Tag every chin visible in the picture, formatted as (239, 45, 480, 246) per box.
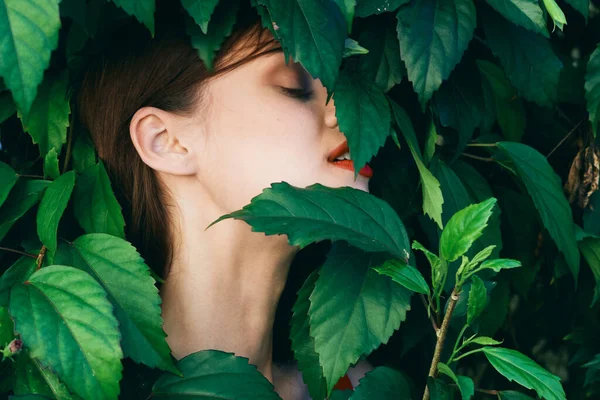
(352, 176, 370, 193)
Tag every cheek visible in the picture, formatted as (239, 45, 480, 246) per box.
(198, 92, 324, 212)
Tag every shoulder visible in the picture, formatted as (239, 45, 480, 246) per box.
(272, 359, 373, 400)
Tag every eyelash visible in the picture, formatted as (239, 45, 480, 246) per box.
(280, 87, 315, 101)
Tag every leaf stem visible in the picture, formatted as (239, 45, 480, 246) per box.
(466, 143, 497, 148)
(422, 289, 460, 400)
(461, 153, 495, 162)
(0, 246, 36, 259)
(16, 174, 49, 180)
(62, 113, 75, 174)
(546, 119, 583, 159)
(448, 384, 498, 396)
(447, 324, 469, 364)
(450, 347, 485, 363)
(420, 294, 439, 332)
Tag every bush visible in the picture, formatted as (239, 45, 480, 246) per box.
(0, 0, 599, 399)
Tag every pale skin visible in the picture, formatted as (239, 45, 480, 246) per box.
(129, 43, 371, 399)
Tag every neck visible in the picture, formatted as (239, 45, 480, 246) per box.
(159, 181, 298, 382)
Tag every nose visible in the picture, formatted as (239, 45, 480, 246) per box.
(324, 97, 338, 129)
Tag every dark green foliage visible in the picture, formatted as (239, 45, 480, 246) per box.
(0, 0, 598, 399)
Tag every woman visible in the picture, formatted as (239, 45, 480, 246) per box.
(76, 5, 371, 398)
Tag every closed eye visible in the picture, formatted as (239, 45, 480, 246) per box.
(280, 86, 315, 101)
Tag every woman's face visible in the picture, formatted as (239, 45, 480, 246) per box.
(184, 47, 371, 213)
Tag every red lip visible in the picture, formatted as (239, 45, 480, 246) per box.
(327, 140, 373, 178)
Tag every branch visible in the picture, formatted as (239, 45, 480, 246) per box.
(0, 246, 36, 259)
(422, 289, 460, 400)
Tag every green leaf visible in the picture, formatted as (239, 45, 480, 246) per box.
(396, 0, 476, 107)
(582, 354, 600, 387)
(483, 9, 563, 107)
(14, 351, 72, 400)
(484, 0, 548, 37)
(584, 193, 600, 236)
(496, 142, 580, 280)
(0, 257, 36, 307)
(36, 171, 75, 255)
(181, 0, 220, 34)
(110, 0, 155, 35)
(541, 0, 567, 31)
(257, 0, 346, 94)
(9, 265, 123, 400)
(579, 236, 600, 283)
(498, 391, 536, 400)
(564, 0, 588, 21)
(19, 72, 70, 157)
(72, 132, 96, 174)
(437, 363, 474, 400)
(54, 233, 177, 375)
(476, 60, 525, 142)
(373, 258, 430, 294)
(469, 336, 503, 346)
(333, 0, 356, 32)
(357, 23, 405, 92)
(0, 305, 14, 349)
(334, 64, 391, 177)
(331, 390, 353, 400)
(309, 243, 412, 394)
(467, 275, 486, 324)
(433, 63, 485, 160)
(482, 347, 566, 400)
(0, 179, 51, 242)
(0, 91, 17, 123)
(73, 162, 126, 239)
(439, 198, 497, 263)
(355, 0, 409, 17)
(0, 0, 61, 116)
(290, 271, 326, 400)
(389, 100, 443, 228)
(427, 377, 451, 400)
(151, 350, 281, 399)
(43, 149, 60, 180)
(412, 240, 445, 295)
(0, 161, 18, 208)
(585, 45, 600, 137)
(452, 161, 503, 260)
(431, 158, 471, 227)
(343, 38, 368, 57)
(349, 366, 411, 399)
(207, 182, 411, 262)
(477, 258, 522, 273)
(185, 0, 240, 72)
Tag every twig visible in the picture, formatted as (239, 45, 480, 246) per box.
(476, 388, 499, 396)
(546, 120, 583, 159)
(422, 289, 460, 400)
(36, 246, 47, 270)
(461, 153, 495, 162)
(0, 246, 36, 259)
(420, 294, 439, 332)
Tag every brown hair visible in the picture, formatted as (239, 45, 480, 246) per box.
(75, 5, 281, 279)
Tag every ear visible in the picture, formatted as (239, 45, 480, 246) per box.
(129, 107, 198, 175)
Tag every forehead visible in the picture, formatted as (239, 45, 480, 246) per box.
(213, 24, 284, 72)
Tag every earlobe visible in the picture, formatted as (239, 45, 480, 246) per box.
(129, 107, 197, 175)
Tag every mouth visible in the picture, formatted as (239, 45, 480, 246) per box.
(327, 140, 373, 178)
